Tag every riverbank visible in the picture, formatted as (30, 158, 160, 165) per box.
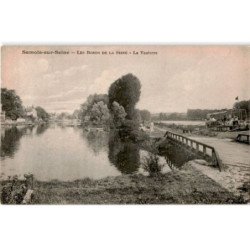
(1, 161, 245, 204)
(1, 121, 47, 128)
(28, 166, 247, 204)
(191, 159, 250, 202)
(151, 125, 250, 202)
(153, 122, 249, 140)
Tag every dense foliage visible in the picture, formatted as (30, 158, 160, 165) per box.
(1, 88, 24, 120)
(35, 106, 50, 122)
(140, 109, 151, 124)
(187, 109, 227, 120)
(90, 101, 110, 125)
(111, 101, 127, 127)
(79, 74, 142, 132)
(108, 73, 141, 119)
(233, 100, 250, 118)
(79, 94, 109, 124)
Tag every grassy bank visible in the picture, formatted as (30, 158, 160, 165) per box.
(1, 164, 244, 204)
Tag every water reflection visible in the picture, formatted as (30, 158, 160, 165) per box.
(1, 125, 50, 159)
(82, 130, 109, 155)
(0, 125, 121, 181)
(36, 123, 50, 136)
(1, 126, 27, 158)
(108, 132, 140, 174)
(1, 125, 191, 181)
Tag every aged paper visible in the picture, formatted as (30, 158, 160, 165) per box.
(1, 45, 250, 204)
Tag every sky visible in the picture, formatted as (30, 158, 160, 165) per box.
(1, 45, 250, 114)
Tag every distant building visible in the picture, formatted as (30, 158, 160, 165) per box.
(25, 106, 38, 121)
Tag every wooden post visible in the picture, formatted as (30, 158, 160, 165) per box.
(203, 145, 206, 155)
(212, 149, 223, 171)
(196, 142, 199, 152)
(22, 174, 34, 204)
(24, 174, 34, 189)
(22, 190, 34, 204)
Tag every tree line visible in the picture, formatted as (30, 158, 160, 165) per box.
(1, 88, 49, 122)
(187, 100, 250, 120)
(75, 73, 151, 129)
(233, 100, 250, 118)
(152, 100, 250, 121)
(155, 112, 187, 121)
(187, 109, 227, 120)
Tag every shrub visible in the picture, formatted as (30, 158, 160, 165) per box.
(142, 153, 164, 176)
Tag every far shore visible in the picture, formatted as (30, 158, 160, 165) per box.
(152, 121, 250, 140)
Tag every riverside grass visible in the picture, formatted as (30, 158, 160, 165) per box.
(1, 162, 243, 205)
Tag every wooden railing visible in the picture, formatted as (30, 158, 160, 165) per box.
(236, 133, 250, 144)
(164, 131, 223, 171)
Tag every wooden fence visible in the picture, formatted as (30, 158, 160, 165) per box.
(164, 131, 223, 171)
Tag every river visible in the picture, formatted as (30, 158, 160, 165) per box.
(0, 124, 189, 181)
(160, 120, 205, 126)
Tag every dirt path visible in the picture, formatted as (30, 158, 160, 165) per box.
(189, 136, 250, 167)
(188, 136, 250, 201)
(153, 125, 250, 201)
(153, 124, 250, 168)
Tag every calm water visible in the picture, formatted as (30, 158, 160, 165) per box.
(160, 120, 205, 126)
(0, 124, 189, 181)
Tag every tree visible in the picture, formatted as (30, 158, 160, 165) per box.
(111, 101, 127, 127)
(35, 106, 49, 121)
(90, 101, 110, 125)
(72, 109, 80, 119)
(108, 73, 141, 119)
(1, 88, 24, 120)
(233, 100, 250, 118)
(139, 109, 151, 124)
(187, 109, 226, 120)
(80, 94, 108, 122)
(159, 113, 165, 121)
(57, 112, 70, 120)
(133, 109, 142, 125)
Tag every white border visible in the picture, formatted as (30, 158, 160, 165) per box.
(1, 1, 250, 250)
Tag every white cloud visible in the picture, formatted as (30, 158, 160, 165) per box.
(87, 68, 128, 95)
(3, 46, 250, 114)
(63, 65, 88, 77)
(43, 64, 88, 80)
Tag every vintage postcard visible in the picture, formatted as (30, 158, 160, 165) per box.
(0, 45, 249, 204)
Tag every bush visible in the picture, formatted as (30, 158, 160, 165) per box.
(0, 174, 34, 204)
(1, 177, 26, 204)
(142, 153, 164, 176)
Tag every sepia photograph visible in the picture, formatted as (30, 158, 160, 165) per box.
(0, 45, 250, 205)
